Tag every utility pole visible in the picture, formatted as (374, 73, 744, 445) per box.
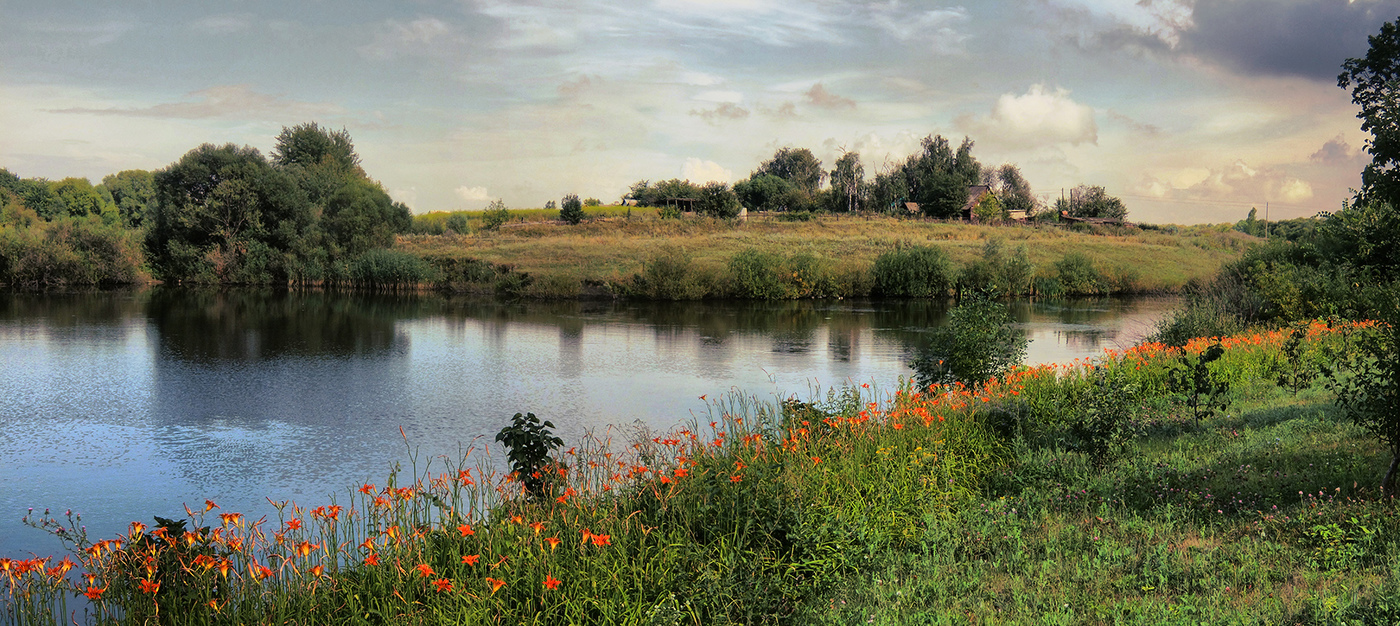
(1265, 201, 1269, 239)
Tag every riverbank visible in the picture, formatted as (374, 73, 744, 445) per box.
(6, 320, 1395, 625)
(398, 213, 1254, 299)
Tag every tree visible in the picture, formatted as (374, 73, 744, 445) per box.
(1341, 18, 1400, 207)
(102, 170, 157, 228)
(912, 296, 1028, 388)
(322, 178, 411, 256)
(271, 123, 362, 173)
(481, 199, 510, 231)
(48, 178, 107, 218)
(901, 135, 981, 219)
(1324, 287, 1400, 494)
(696, 182, 740, 219)
(994, 164, 1035, 217)
(734, 174, 797, 212)
(829, 151, 864, 213)
(1063, 185, 1127, 220)
(755, 147, 824, 195)
(149, 143, 312, 282)
(559, 194, 584, 224)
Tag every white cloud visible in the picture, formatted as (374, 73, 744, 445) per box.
(191, 14, 253, 35)
(456, 186, 491, 202)
(681, 158, 732, 183)
(360, 18, 455, 59)
(48, 85, 345, 121)
(869, 3, 971, 54)
(1134, 159, 1313, 204)
(958, 84, 1098, 147)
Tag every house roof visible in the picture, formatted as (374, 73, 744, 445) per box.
(962, 185, 993, 214)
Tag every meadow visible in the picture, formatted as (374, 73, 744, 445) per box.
(401, 209, 1253, 299)
(5, 319, 1396, 625)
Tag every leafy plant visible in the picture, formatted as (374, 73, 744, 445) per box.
(481, 199, 511, 231)
(1066, 372, 1136, 469)
(559, 194, 584, 225)
(1323, 290, 1400, 493)
(494, 412, 564, 501)
(1169, 342, 1231, 425)
(912, 296, 1027, 388)
(872, 243, 954, 297)
(1273, 322, 1320, 395)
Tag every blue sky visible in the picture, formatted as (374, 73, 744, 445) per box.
(1, 0, 1394, 223)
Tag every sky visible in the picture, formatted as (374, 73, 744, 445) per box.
(1, 0, 1396, 224)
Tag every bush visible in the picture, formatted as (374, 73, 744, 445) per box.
(1054, 252, 1102, 295)
(696, 182, 741, 219)
(583, 197, 601, 206)
(559, 194, 584, 225)
(912, 296, 1027, 387)
(958, 239, 1034, 296)
(634, 246, 711, 300)
(728, 248, 788, 299)
(445, 213, 469, 234)
(0, 219, 146, 287)
(872, 244, 954, 297)
(1148, 299, 1245, 347)
(481, 199, 511, 231)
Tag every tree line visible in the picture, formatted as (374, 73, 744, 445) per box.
(622, 135, 1127, 222)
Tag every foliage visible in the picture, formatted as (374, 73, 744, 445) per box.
(559, 194, 584, 225)
(1054, 252, 1102, 295)
(958, 239, 1034, 296)
(871, 244, 954, 297)
(583, 198, 601, 207)
(481, 199, 511, 231)
(444, 212, 469, 234)
(993, 164, 1036, 217)
(49, 178, 110, 220)
(0, 218, 147, 286)
(1066, 371, 1137, 469)
(912, 297, 1027, 388)
(1340, 17, 1400, 207)
(626, 179, 703, 208)
(102, 170, 156, 228)
(1273, 322, 1321, 396)
(495, 412, 565, 501)
(633, 246, 711, 300)
(1169, 342, 1231, 425)
(828, 151, 864, 213)
(901, 135, 981, 219)
(754, 147, 824, 195)
(695, 182, 740, 219)
(1148, 297, 1245, 347)
(348, 249, 437, 290)
(1058, 185, 1127, 220)
(971, 193, 1003, 224)
(734, 174, 804, 213)
(322, 178, 411, 257)
(1323, 292, 1400, 493)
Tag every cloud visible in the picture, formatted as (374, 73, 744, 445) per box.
(360, 18, 456, 59)
(681, 158, 732, 183)
(1182, 0, 1393, 81)
(25, 20, 135, 46)
(759, 102, 799, 119)
(191, 14, 253, 35)
(1310, 135, 1366, 166)
(649, 0, 843, 46)
(690, 102, 751, 124)
(1135, 159, 1314, 204)
(804, 83, 855, 110)
(868, 3, 971, 54)
(1106, 110, 1162, 137)
(47, 85, 345, 120)
(558, 75, 602, 97)
(957, 84, 1098, 147)
(456, 186, 491, 202)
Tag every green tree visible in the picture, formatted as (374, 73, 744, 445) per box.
(1340, 18, 1400, 207)
(481, 199, 510, 231)
(829, 151, 864, 213)
(271, 123, 362, 173)
(102, 170, 157, 228)
(322, 178, 411, 256)
(559, 194, 584, 224)
(734, 174, 797, 212)
(1324, 288, 1400, 494)
(49, 178, 106, 218)
(900, 135, 981, 219)
(755, 147, 824, 195)
(1063, 185, 1127, 220)
(148, 143, 312, 282)
(994, 164, 1035, 217)
(445, 212, 469, 234)
(912, 297, 1028, 387)
(696, 182, 740, 219)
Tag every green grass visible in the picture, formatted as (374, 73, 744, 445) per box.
(397, 214, 1254, 299)
(6, 321, 1394, 625)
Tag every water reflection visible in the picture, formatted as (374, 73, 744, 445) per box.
(1, 289, 1178, 561)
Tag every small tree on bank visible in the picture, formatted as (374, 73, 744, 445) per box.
(697, 182, 740, 219)
(559, 194, 584, 225)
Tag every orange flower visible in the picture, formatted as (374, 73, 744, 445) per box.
(358, 538, 375, 551)
(590, 533, 611, 547)
(545, 537, 560, 551)
(433, 578, 453, 593)
(310, 565, 325, 577)
(415, 563, 435, 578)
(461, 554, 480, 566)
(486, 577, 506, 594)
(139, 579, 160, 595)
(84, 586, 106, 600)
(529, 521, 545, 535)
(457, 524, 475, 537)
(217, 559, 231, 578)
(285, 518, 302, 531)
(359, 484, 376, 494)
(543, 573, 561, 590)
(730, 474, 743, 483)
(511, 515, 524, 525)
(204, 499, 219, 512)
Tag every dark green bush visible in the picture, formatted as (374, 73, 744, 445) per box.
(634, 246, 711, 300)
(728, 248, 789, 299)
(912, 297, 1027, 387)
(1054, 252, 1102, 295)
(0, 218, 145, 287)
(872, 244, 954, 297)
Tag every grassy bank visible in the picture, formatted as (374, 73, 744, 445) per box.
(399, 213, 1253, 299)
(6, 320, 1397, 625)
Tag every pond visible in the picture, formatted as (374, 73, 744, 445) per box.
(0, 289, 1178, 558)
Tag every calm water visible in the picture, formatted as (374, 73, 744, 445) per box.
(0, 289, 1177, 558)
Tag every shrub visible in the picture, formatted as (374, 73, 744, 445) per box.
(1148, 299, 1244, 347)
(583, 197, 601, 206)
(559, 194, 584, 225)
(912, 297, 1027, 387)
(958, 239, 1034, 296)
(0, 219, 145, 287)
(634, 246, 710, 300)
(696, 182, 740, 219)
(728, 248, 788, 299)
(872, 244, 954, 297)
(494, 412, 564, 502)
(480, 199, 510, 231)
(445, 213, 469, 234)
(1054, 252, 1101, 295)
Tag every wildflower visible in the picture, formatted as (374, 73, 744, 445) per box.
(204, 499, 219, 512)
(530, 521, 545, 535)
(590, 533, 612, 547)
(285, 518, 302, 531)
(511, 515, 524, 525)
(218, 559, 231, 578)
(674, 467, 689, 478)
(543, 573, 562, 590)
(730, 474, 743, 483)
(84, 586, 106, 600)
(545, 537, 560, 551)
(364, 553, 380, 566)
(487, 577, 506, 594)
(461, 554, 480, 566)
(359, 538, 375, 551)
(416, 563, 435, 578)
(359, 484, 376, 494)
(311, 564, 325, 577)
(433, 578, 453, 593)
(456, 523, 476, 537)
(139, 579, 160, 595)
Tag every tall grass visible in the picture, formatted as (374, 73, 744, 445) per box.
(6, 320, 1385, 625)
(0, 219, 147, 287)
